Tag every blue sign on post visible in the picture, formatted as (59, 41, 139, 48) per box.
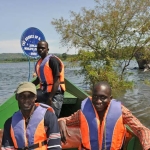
(20, 27, 46, 58)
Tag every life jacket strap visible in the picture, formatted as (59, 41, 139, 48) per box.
(17, 140, 47, 150)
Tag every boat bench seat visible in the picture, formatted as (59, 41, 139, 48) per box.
(63, 91, 78, 104)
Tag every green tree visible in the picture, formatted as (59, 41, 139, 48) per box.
(52, 0, 150, 88)
(62, 53, 67, 60)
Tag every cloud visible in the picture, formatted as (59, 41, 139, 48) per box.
(0, 39, 77, 54)
(0, 39, 21, 53)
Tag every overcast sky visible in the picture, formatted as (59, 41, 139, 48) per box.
(0, 0, 96, 54)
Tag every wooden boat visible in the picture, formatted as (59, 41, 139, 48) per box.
(0, 78, 142, 150)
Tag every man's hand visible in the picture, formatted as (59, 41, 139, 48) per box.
(49, 97, 52, 106)
(46, 97, 52, 106)
(58, 120, 70, 144)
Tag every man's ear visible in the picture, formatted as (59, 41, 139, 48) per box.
(32, 94, 37, 103)
(15, 94, 18, 101)
(110, 95, 113, 99)
(34, 95, 37, 101)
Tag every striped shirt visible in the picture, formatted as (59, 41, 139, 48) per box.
(2, 108, 61, 150)
(61, 105, 150, 150)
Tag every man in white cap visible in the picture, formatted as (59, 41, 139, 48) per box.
(1, 82, 61, 150)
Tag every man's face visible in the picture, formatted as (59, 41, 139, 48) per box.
(37, 41, 48, 58)
(92, 85, 112, 112)
(16, 91, 36, 111)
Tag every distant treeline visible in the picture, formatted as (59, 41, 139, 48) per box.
(0, 53, 76, 62)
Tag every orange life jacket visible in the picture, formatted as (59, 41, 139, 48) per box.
(80, 98, 126, 150)
(10, 103, 54, 150)
(35, 54, 66, 92)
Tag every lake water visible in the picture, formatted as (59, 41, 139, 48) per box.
(0, 61, 150, 128)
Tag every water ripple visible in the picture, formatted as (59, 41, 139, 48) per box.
(1, 61, 150, 128)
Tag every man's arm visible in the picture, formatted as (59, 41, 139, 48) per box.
(44, 110, 61, 150)
(32, 77, 40, 86)
(122, 105, 150, 150)
(58, 110, 81, 145)
(47, 77, 60, 106)
(1, 118, 15, 150)
(0, 129, 3, 149)
(48, 57, 61, 105)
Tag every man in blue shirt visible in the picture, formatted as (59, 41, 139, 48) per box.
(2, 82, 61, 150)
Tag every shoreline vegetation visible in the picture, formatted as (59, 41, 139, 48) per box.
(1, 53, 150, 92)
(0, 53, 75, 63)
(1, 53, 149, 89)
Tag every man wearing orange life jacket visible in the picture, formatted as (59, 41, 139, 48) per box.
(1, 82, 61, 150)
(33, 40, 66, 118)
(59, 81, 150, 150)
